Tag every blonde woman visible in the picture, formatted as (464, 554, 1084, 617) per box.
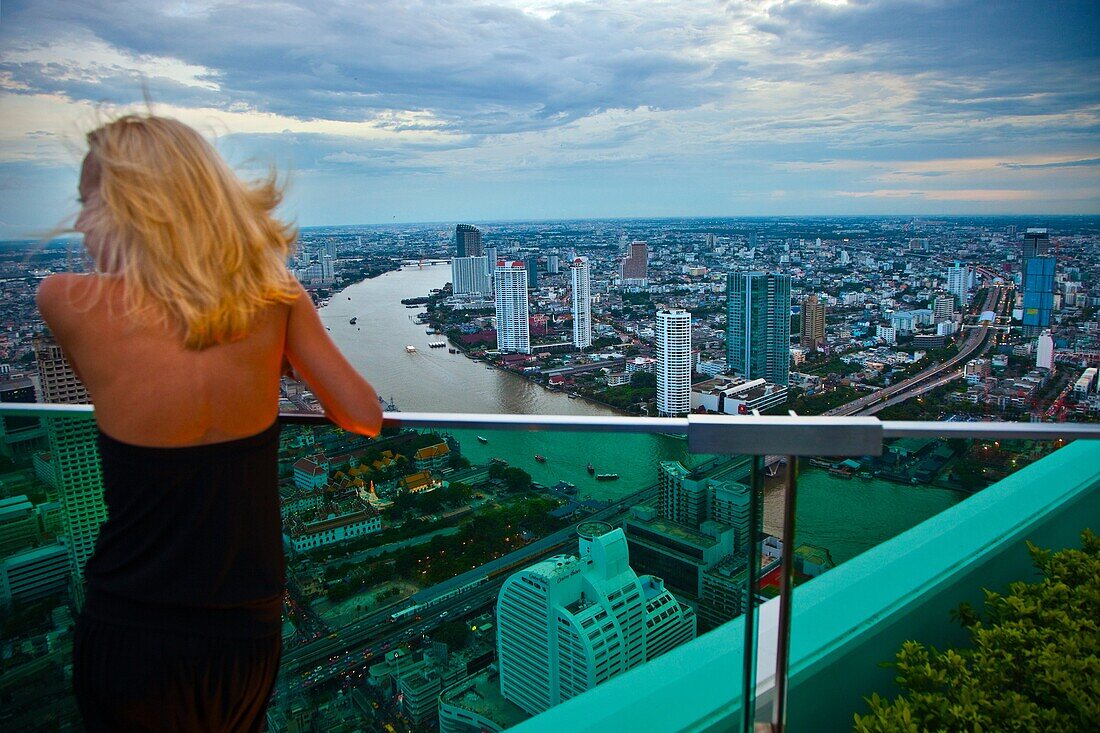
(37, 114, 383, 731)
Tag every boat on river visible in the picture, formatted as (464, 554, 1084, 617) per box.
(477, 436, 489, 444)
(349, 317, 357, 325)
(535, 455, 547, 463)
(596, 473, 619, 481)
(587, 463, 595, 474)
(405, 345, 417, 353)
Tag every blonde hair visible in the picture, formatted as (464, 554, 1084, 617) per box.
(81, 114, 299, 349)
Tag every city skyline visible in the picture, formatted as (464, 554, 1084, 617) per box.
(0, 1, 1098, 239)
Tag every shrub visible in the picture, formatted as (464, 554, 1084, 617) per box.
(854, 530, 1099, 732)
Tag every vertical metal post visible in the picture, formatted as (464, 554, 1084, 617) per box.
(740, 455, 763, 733)
(773, 456, 799, 733)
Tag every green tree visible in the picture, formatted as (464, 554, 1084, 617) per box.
(854, 530, 1100, 732)
(630, 371, 657, 388)
(502, 467, 532, 493)
(432, 620, 471, 651)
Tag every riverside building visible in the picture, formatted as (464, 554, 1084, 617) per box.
(455, 224, 483, 257)
(656, 309, 692, 417)
(494, 261, 531, 354)
(496, 522, 696, 717)
(726, 272, 791, 387)
(452, 256, 491, 297)
(570, 257, 592, 349)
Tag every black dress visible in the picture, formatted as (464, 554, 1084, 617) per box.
(73, 421, 285, 732)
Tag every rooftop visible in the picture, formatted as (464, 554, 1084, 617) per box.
(440, 669, 530, 729)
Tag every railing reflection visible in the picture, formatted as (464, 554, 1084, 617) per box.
(0, 403, 1097, 732)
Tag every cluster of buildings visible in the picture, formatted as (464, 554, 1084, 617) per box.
(434, 219, 1099, 424)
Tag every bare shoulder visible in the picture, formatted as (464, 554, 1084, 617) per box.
(36, 273, 109, 331)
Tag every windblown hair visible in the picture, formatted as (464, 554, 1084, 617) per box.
(82, 114, 299, 349)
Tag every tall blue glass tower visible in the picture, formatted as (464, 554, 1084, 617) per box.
(1022, 255, 1055, 336)
(726, 272, 791, 386)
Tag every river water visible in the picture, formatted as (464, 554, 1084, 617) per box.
(322, 264, 962, 565)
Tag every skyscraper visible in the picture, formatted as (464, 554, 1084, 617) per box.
(570, 257, 591, 349)
(656, 309, 691, 417)
(494, 261, 530, 354)
(496, 523, 695, 716)
(547, 253, 559, 275)
(455, 224, 483, 257)
(1022, 228, 1050, 259)
(34, 337, 104, 610)
(525, 255, 539, 289)
(484, 245, 497, 277)
(451, 256, 491, 296)
(946, 261, 968, 306)
(726, 272, 791, 387)
(800, 294, 826, 351)
(933, 293, 956, 324)
(621, 241, 648, 286)
(1022, 256, 1056, 336)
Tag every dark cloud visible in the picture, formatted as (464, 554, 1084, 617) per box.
(756, 0, 1100, 119)
(1, 1, 725, 134)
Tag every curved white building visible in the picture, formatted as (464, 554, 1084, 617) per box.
(496, 523, 695, 716)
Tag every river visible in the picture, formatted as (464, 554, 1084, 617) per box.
(322, 264, 962, 565)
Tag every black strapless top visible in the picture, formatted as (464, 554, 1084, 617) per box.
(82, 422, 285, 638)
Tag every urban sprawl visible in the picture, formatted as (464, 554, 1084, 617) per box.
(1, 215, 1098, 731)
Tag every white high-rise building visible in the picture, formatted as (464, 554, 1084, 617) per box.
(496, 523, 695, 716)
(570, 257, 591, 349)
(657, 309, 692, 417)
(946, 262, 968, 305)
(494, 261, 530, 354)
(452, 256, 490, 296)
(1036, 330, 1054, 370)
(547, 253, 560, 274)
(320, 254, 335, 283)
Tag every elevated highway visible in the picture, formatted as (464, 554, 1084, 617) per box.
(826, 286, 1005, 417)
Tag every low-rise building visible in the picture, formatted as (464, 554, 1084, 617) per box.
(0, 540, 69, 609)
(292, 455, 329, 492)
(286, 500, 381, 553)
(690, 375, 788, 415)
(413, 442, 451, 472)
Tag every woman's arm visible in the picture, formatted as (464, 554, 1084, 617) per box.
(284, 282, 384, 437)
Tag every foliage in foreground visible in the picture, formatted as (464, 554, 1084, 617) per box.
(854, 530, 1100, 732)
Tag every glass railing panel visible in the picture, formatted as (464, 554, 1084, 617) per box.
(3, 405, 1095, 733)
(272, 417, 744, 733)
(781, 434, 1083, 733)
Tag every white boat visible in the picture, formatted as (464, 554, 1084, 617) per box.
(405, 345, 417, 353)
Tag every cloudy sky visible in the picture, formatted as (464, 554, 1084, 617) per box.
(1, 0, 1097, 236)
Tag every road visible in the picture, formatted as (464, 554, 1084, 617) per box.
(826, 285, 1006, 417)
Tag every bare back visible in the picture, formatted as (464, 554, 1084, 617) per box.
(38, 273, 287, 446)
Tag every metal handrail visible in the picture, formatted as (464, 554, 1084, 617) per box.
(4, 404, 1098, 444)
